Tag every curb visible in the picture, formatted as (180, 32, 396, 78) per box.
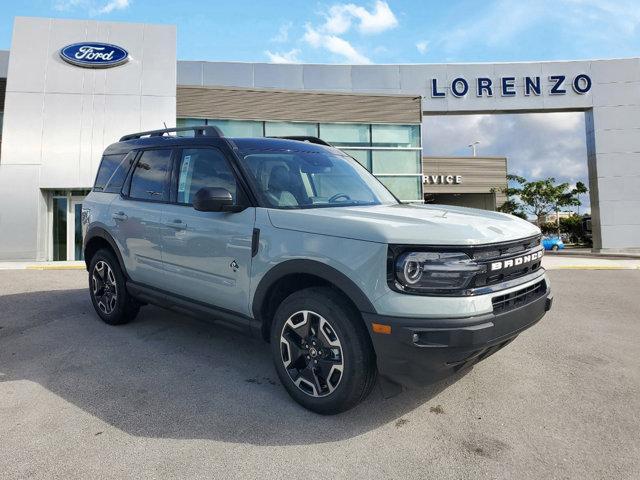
(548, 251, 640, 260)
(547, 266, 640, 270)
(25, 265, 85, 271)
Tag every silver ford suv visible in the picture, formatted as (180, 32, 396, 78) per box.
(83, 126, 552, 414)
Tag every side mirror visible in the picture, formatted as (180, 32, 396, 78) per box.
(193, 187, 241, 212)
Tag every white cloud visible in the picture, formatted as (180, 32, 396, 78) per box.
(54, 0, 130, 15)
(271, 22, 292, 43)
(416, 40, 429, 54)
(303, 24, 371, 64)
(264, 48, 301, 63)
(265, 2, 396, 64)
(297, 1, 398, 63)
(323, 1, 398, 35)
(98, 0, 129, 14)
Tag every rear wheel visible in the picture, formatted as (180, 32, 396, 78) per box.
(88, 249, 140, 325)
(270, 287, 377, 414)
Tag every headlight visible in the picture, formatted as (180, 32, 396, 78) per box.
(394, 251, 486, 294)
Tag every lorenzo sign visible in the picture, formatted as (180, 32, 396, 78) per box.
(59, 42, 129, 68)
(430, 74, 592, 98)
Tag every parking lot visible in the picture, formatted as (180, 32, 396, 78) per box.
(0, 267, 638, 479)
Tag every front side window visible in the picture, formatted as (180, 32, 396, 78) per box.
(239, 148, 398, 209)
(176, 148, 237, 205)
(129, 149, 172, 202)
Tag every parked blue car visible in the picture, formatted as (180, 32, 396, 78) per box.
(542, 236, 565, 251)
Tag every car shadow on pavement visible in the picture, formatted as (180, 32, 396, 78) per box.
(0, 287, 468, 446)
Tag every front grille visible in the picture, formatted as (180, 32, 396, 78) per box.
(469, 235, 543, 288)
(492, 279, 547, 313)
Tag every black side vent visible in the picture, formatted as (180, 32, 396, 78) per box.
(492, 280, 547, 313)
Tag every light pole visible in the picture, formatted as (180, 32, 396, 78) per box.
(468, 141, 479, 157)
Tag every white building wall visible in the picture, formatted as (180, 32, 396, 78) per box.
(0, 17, 176, 260)
(177, 59, 640, 252)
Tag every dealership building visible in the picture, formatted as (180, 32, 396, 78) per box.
(0, 16, 639, 261)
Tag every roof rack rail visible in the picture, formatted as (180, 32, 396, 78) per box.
(269, 136, 333, 147)
(119, 125, 224, 142)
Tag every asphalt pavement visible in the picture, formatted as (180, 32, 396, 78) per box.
(0, 268, 638, 479)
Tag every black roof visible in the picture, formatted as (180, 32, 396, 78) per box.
(102, 134, 337, 156)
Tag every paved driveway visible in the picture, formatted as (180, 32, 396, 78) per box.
(0, 269, 638, 479)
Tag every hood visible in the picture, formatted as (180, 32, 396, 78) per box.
(267, 203, 540, 245)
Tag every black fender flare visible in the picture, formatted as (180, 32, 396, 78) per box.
(251, 259, 377, 320)
(84, 226, 127, 275)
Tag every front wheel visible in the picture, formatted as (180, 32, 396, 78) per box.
(270, 287, 377, 414)
(88, 249, 140, 325)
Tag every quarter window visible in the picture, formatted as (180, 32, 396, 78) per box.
(129, 149, 173, 202)
(177, 148, 237, 205)
(94, 154, 125, 191)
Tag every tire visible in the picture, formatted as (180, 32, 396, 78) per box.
(552, 245, 559, 251)
(88, 248, 140, 325)
(270, 287, 377, 415)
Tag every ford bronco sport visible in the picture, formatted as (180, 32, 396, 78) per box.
(83, 126, 552, 414)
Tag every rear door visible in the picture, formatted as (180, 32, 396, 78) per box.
(159, 146, 256, 316)
(109, 148, 173, 287)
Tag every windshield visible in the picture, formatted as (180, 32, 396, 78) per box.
(238, 148, 398, 209)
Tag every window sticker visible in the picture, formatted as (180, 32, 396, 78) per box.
(178, 155, 191, 193)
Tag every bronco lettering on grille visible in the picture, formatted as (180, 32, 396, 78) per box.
(490, 250, 543, 271)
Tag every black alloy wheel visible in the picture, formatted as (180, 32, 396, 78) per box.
(88, 248, 140, 325)
(280, 310, 345, 397)
(92, 260, 118, 315)
(271, 287, 377, 414)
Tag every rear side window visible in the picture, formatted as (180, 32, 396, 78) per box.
(128, 149, 173, 202)
(94, 154, 125, 192)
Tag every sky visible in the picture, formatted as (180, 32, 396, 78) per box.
(1, 0, 639, 213)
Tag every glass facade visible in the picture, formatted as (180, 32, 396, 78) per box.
(377, 176, 423, 201)
(371, 150, 421, 174)
(265, 121, 317, 137)
(177, 118, 422, 201)
(319, 123, 370, 146)
(371, 124, 420, 147)
(341, 149, 371, 170)
(209, 119, 263, 137)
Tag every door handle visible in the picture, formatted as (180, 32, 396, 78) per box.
(166, 219, 187, 229)
(112, 211, 128, 221)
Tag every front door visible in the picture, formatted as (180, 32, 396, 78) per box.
(51, 193, 87, 261)
(160, 147, 255, 316)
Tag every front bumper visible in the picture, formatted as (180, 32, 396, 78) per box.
(363, 286, 552, 387)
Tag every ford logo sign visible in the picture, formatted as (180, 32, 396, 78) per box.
(59, 42, 129, 68)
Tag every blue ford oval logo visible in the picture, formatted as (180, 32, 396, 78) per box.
(59, 42, 129, 68)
